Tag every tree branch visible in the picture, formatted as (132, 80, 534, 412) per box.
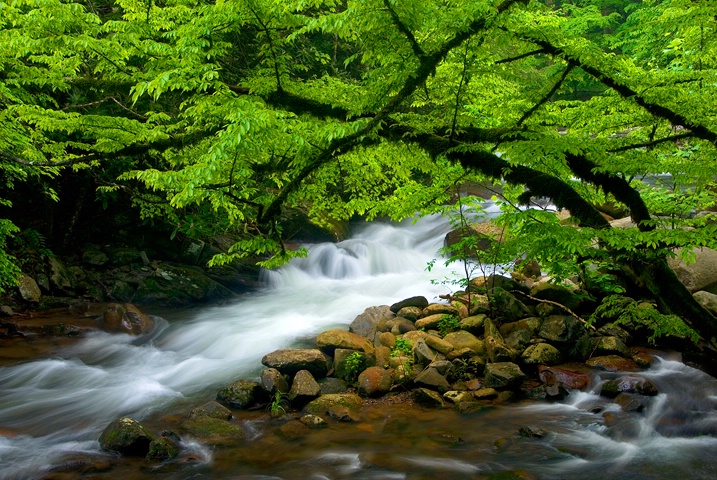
(607, 132, 693, 153)
(495, 48, 546, 64)
(382, 0, 425, 58)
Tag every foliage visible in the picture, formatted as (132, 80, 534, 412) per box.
(1, 0, 717, 341)
(343, 351, 364, 383)
(437, 314, 461, 337)
(390, 337, 413, 358)
(267, 391, 289, 418)
(590, 295, 699, 344)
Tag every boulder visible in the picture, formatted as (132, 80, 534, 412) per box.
(586, 355, 638, 372)
(261, 349, 329, 377)
(317, 329, 375, 354)
(443, 331, 485, 355)
(98, 417, 157, 456)
(443, 391, 475, 404)
(592, 336, 631, 358)
(17, 275, 41, 303)
(379, 331, 396, 348)
(412, 388, 445, 408)
(100, 303, 155, 335)
(396, 306, 423, 321)
(260, 368, 289, 394)
(385, 317, 417, 335)
(288, 370, 321, 404)
(299, 414, 327, 428)
(529, 282, 584, 311)
(487, 287, 531, 323)
(422, 303, 458, 317)
(537, 365, 591, 391)
(147, 436, 180, 461)
(216, 380, 267, 409)
(425, 335, 455, 354)
(459, 314, 488, 335)
(614, 393, 650, 412)
(537, 315, 586, 344)
(414, 313, 448, 331)
(357, 366, 393, 397)
(134, 263, 235, 305)
(303, 393, 363, 415)
(334, 348, 373, 382)
(693, 290, 717, 317)
(483, 362, 527, 389)
(188, 401, 232, 420)
(350, 305, 394, 339)
(317, 377, 349, 395)
(180, 417, 245, 445)
(48, 257, 74, 291)
(668, 247, 717, 292)
(600, 376, 659, 398)
(480, 274, 530, 294)
(521, 343, 562, 366)
(413, 338, 445, 366)
(485, 319, 517, 362)
(390, 296, 429, 313)
(414, 367, 451, 393)
(82, 246, 109, 266)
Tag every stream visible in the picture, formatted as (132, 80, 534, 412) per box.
(1, 210, 717, 479)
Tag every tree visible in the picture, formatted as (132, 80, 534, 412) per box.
(1, 0, 717, 344)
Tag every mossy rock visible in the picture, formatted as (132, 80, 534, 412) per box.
(146, 436, 180, 461)
(303, 393, 363, 415)
(98, 417, 157, 456)
(180, 417, 245, 445)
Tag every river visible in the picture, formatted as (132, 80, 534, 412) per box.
(1, 210, 717, 479)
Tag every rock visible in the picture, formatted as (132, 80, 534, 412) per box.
(600, 376, 659, 397)
(487, 287, 531, 322)
(425, 335, 455, 354)
(390, 296, 429, 313)
(414, 367, 451, 393)
(299, 414, 327, 428)
(402, 330, 428, 344)
(216, 380, 267, 409)
(537, 365, 591, 391)
(396, 306, 422, 321)
(413, 338, 445, 366)
(334, 348, 372, 382)
(180, 417, 245, 445)
(134, 263, 235, 305)
(613, 393, 650, 412)
(455, 402, 489, 414)
(17, 275, 41, 302)
(276, 420, 309, 440)
(288, 370, 321, 404)
(422, 303, 458, 317)
(98, 417, 157, 456)
(596, 324, 632, 345)
(357, 366, 393, 397)
(459, 314, 488, 334)
(446, 347, 475, 361)
(529, 282, 584, 311)
(518, 426, 546, 438)
(592, 336, 631, 358)
(537, 315, 585, 344)
(693, 290, 717, 317)
(385, 317, 417, 335)
(48, 257, 74, 291)
(82, 246, 109, 266)
(303, 393, 363, 415)
(482, 274, 530, 294)
(473, 387, 500, 400)
(261, 349, 329, 377)
(328, 406, 360, 422)
(260, 368, 289, 394)
(586, 355, 638, 372)
(443, 391, 475, 404)
(668, 247, 717, 292)
(483, 362, 527, 389)
(499, 317, 541, 338)
(521, 343, 562, 365)
(444, 225, 496, 258)
(412, 388, 445, 408)
(414, 313, 448, 330)
(188, 401, 232, 420)
(429, 359, 452, 375)
(146, 436, 180, 461)
(379, 331, 396, 348)
(350, 305, 394, 339)
(443, 331, 485, 355)
(317, 329, 375, 354)
(317, 377, 349, 394)
(485, 319, 517, 362)
(100, 303, 155, 335)
(374, 345, 392, 368)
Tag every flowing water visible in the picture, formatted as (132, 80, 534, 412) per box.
(1, 210, 717, 479)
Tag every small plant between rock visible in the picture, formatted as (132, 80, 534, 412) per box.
(344, 351, 364, 384)
(267, 391, 289, 418)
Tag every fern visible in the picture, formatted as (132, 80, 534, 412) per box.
(590, 295, 700, 344)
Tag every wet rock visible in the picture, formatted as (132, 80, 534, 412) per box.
(328, 405, 360, 422)
(537, 365, 591, 391)
(334, 348, 372, 382)
(413, 338, 445, 365)
(188, 401, 232, 420)
(261, 348, 329, 377)
(44, 454, 114, 477)
(288, 370, 321, 404)
(385, 317, 417, 334)
(443, 391, 475, 404)
(100, 303, 154, 335)
(412, 387, 445, 408)
(518, 426, 547, 438)
(17, 275, 41, 303)
(300, 414, 327, 428)
(473, 387, 500, 400)
(379, 331, 396, 348)
(446, 347, 475, 361)
(529, 282, 584, 311)
(261, 368, 289, 394)
(429, 359, 452, 375)
(483, 274, 530, 294)
(483, 362, 527, 389)
(586, 355, 638, 372)
(98, 417, 157, 456)
(597, 324, 632, 345)
(499, 317, 541, 338)
(276, 420, 309, 440)
(134, 263, 235, 305)
(414, 367, 451, 393)
(216, 380, 267, 409)
(303, 393, 363, 415)
(147, 436, 180, 461)
(374, 345, 391, 368)
(668, 247, 717, 292)
(600, 375, 659, 397)
(487, 288, 532, 323)
(390, 296, 428, 313)
(521, 343, 562, 366)
(694, 290, 717, 317)
(349, 305, 394, 338)
(455, 402, 489, 414)
(537, 315, 585, 344)
(317, 328, 375, 354)
(402, 330, 428, 345)
(613, 392, 650, 412)
(357, 366, 393, 397)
